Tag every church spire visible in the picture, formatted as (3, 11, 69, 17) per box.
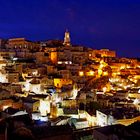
(63, 29, 71, 46)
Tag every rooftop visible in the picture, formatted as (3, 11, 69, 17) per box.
(99, 107, 140, 119)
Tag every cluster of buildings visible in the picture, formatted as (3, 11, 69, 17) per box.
(0, 30, 140, 139)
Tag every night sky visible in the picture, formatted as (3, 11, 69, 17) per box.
(0, 0, 140, 57)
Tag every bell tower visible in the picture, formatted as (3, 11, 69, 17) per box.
(63, 29, 71, 46)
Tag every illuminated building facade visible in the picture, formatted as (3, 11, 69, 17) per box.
(89, 49, 116, 58)
(8, 38, 40, 51)
(1, 30, 140, 139)
(63, 29, 71, 46)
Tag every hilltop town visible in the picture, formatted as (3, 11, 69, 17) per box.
(0, 30, 140, 139)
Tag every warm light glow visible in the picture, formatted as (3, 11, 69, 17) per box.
(103, 87, 107, 93)
(112, 73, 117, 76)
(39, 100, 50, 116)
(66, 34, 69, 38)
(89, 54, 92, 57)
(87, 70, 94, 76)
(54, 78, 72, 88)
(120, 65, 125, 70)
(0, 72, 8, 83)
(58, 61, 62, 64)
(87, 116, 95, 126)
(116, 72, 120, 75)
(79, 71, 84, 76)
(55, 96, 62, 103)
(65, 61, 68, 64)
(98, 69, 102, 76)
(25, 82, 30, 91)
(98, 60, 108, 76)
(85, 112, 95, 126)
(133, 99, 140, 105)
(50, 52, 57, 63)
(103, 71, 108, 76)
(32, 70, 38, 76)
(100, 60, 107, 68)
(71, 85, 80, 99)
(3, 105, 9, 111)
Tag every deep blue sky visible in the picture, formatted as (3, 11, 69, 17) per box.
(0, 0, 140, 57)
